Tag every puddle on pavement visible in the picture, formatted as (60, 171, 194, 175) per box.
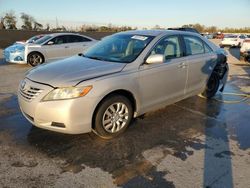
(0, 83, 250, 185)
(176, 84, 250, 149)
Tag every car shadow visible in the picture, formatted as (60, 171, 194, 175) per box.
(203, 98, 233, 187)
(26, 102, 207, 187)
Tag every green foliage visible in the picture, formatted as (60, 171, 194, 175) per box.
(182, 23, 250, 33)
(3, 11, 17, 29)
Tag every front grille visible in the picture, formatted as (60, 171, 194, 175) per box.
(19, 86, 43, 101)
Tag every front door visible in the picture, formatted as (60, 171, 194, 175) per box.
(138, 35, 187, 112)
(43, 35, 68, 61)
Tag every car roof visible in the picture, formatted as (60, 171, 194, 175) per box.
(49, 32, 83, 37)
(119, 29, 195, 37)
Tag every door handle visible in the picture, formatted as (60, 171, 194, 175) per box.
(178, 62, 187, 68)
(65, 46, 69, 48)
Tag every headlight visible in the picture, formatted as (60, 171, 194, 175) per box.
(11, 45, 25, 53)
(42, 86, 92, 101)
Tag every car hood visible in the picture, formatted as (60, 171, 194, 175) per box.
(26, 43, 41, 48)
(4, 43, 24, 52)
(26, 56, 126, 87)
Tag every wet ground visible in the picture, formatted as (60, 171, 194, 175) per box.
(0, 40, 250, 188)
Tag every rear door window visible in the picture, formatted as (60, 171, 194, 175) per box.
(183, 36, 205, 55)
(67, 35, 92, 43)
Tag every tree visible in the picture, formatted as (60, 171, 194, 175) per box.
(45, 23, 50, 31)
(193, 23, 205, 33)
(206, 26, 218, 33)
(4, 11, 17, 29)
(152, 24, 163, 29)
(20, 13, 34, 30)
(0, 17, 5, 29)
(33, 21, 43, 30)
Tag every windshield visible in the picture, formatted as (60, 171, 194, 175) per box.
(84, 34, 154, 63)
(35, 35, 53, 44)
(224, 35, 237, 38)
(27, 35, 44, 43)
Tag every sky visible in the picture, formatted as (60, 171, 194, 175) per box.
(0, 0, 250, 29)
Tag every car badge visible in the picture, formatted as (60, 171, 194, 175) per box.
(21, 80, 26, 90)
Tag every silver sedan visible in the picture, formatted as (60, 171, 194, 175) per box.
(18, 30, 229, 139)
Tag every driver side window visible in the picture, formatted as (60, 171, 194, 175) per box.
(48, 36, 67, 45)
(150, 36, 182, 61)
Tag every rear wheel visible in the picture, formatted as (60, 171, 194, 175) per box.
(28, 52, 44, 67)
(93, 95, 133, 139)
(202, 73, 220, 99)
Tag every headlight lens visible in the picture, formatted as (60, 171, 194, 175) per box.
(42, 86, 92, 101)
(10, 45, 25, 53)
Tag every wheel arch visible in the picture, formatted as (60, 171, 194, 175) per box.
(27, 51, 45, 63)
(91, 89, 137, 129)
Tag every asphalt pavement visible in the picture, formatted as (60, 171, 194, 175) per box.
(0, 40, 250, 188)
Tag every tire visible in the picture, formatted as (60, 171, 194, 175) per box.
(202, 73, 220, 99)
(28, 52, 44, 67)
(246, 56, 250, 64)
(93, 95, 133, 139)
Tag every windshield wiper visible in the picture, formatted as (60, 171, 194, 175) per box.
(83, 55, 105, 61)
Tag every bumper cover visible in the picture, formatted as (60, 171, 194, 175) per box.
(18, 78, 97, 134)
(3, 50, 26, 64)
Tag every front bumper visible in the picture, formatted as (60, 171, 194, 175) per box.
(220, 41, 238, 47)
(18, 78, 98, 134)
(3, 50, 26, 64)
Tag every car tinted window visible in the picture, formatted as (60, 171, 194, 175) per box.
(35, 35, 52, 44)
(184, 36, 204, 55)
(204, 43, 212, 53)
(224, 35, 237, 38)
(68, 35, 91, 43)
(239, 35, 246, 39)
(150, 36, 182, 61)
(50, 36, 67, 45)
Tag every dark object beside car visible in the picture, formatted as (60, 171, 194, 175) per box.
(168, 27, 200, 34)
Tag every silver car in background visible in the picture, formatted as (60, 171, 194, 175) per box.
(18, 30, 228, 139)
(4, 33, 97, 66)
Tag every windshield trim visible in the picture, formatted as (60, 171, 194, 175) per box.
(34, 35, 53, 45)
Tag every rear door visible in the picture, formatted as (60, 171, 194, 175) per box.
(139, 35, 187, 112)
(67, 35, 94, 55)
(183, 35, 217, 95)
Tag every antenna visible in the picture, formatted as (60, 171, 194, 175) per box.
(56, 17, 59, 28)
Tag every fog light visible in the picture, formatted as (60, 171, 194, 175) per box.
(14, 56, 23, 61)
(51, 122, 65, 128)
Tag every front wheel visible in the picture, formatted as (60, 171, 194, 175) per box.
(93, 95, 133, 139)
(202, 73, 220, 99)
(28, 52, 44, 67)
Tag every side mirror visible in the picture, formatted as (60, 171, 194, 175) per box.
(146, 54, 164, 64)
(47, 41, 54, 45)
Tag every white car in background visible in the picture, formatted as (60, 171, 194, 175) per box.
(3, 33, 97, 66)
(220, 34, 247, 48)
(240, 36, 250, 62)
